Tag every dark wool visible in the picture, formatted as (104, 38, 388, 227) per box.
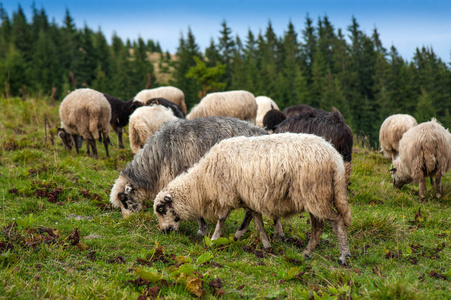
(282, 104, 317, 118)
(103, 94, 142, 148)
(145, 97, 186, 118)
(262, 109, 287, 131)
(275, 108, 353, 162)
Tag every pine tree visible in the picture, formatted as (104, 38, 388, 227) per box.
(217, 20, 235, 87)
(172, 27, 202, 107)
(415, 88, 436, 122)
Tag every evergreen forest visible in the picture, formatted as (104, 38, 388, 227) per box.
(1, 4, 451, 145)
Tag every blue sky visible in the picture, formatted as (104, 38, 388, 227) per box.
(3, 0, 451, 63)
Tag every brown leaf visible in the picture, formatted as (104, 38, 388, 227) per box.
(208, 278, 222, 289)
(236, 284, 245, 290)
(185, 275, 205, 298)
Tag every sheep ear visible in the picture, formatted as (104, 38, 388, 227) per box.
(164, 195, 173, 203)
(389, 167, 397, 173)
(124, 184, 133, 194)
(57, 128, 66, 138)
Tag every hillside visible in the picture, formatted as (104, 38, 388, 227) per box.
(0, 97, 450, 299)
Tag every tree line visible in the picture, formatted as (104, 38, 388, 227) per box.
(1, 4, 450, 145)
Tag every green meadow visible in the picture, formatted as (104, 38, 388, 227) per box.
(0, 97, 450, 299)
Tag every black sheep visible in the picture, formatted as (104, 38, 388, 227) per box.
(275, 108, 353, 184)
(103, 94, 142, 149)
(262, 109, 286, 131)
(145, 97, 186, 119)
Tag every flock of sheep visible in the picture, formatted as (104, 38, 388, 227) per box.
(57, 87, 451, 265)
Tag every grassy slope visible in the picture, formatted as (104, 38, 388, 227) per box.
(0, 97, 450, 299)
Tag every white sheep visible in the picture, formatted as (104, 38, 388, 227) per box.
(379, 114, 418, 160)
(58, 88, 111, 159)
(134, 86, 187, 114)
(128, 105, 178, 154)
(186, 90, 257, 123)
(391, 118, 451, 201)
(154, 133, 352, 265)
(255, 96, 280, 127)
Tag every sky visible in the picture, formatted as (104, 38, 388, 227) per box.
(3, 0, 451, 63)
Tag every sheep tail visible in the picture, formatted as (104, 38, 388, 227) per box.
(333, 163, 351, 226)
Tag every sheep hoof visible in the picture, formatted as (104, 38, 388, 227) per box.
(196, 231, 205, 238)
(302, 252, 311, 259)
(436, 193, 441, 199)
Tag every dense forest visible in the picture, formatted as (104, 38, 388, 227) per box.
(1, 4, 450, 145)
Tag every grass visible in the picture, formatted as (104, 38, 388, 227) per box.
(0, 96, 450, 299)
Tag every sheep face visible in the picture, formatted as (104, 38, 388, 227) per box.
(110, 176, 145, 218)
(57, 128, 73, 150)
(154, 194, 181, 233)
(390, 159, 412, 188)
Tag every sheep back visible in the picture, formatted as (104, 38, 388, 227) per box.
(395, 118, 451, 181)
(129, 105, 178, 153)
(282, 104, 316, 118)
(145, 97, 186, 118)
(186, 90, 257, 122)
(135, 86, 187, 114)
(379, 114, 418, 160)
(59, 88, 111, 140)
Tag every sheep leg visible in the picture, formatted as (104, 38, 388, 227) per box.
(418, 173, 426, 202)
(211, 209, 231, 240)
(325, 216, 351, 266)
(234, 209, 253, 240)
(87, 138, 98, 160)
(71, 134, 80, 154)
(102, 133, 110, 158)
(435, 174, 442, 199)
(273, 218, 285, 241)
(430, 176, 434, 185)
(250, 211, 272, 249)
(302, 213, 324, 259)
(98, 130, 102, 142)
(116, 127, 124, 149)
(196, 217, 207, 237)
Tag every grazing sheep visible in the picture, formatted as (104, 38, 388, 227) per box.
(282, 104, 316, 118)
(275, 108, 353, 184)
(58, 88, 111, 159)
(391, 118, 451, 201)
(186, 90, 257, 122)
(379, 114, 418, 161)
(262, 109, 287, 132)
(129, 105, 178, 154)
(110, 116, 268, 235)
(135, 86, 187, 114)
(103, 93, 142, 149)
(255, 96, 280, 127)
(154, 133, 351, 265)
(145, 97, 186, 118)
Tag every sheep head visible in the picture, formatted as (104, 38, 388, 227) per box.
(154, 194, 181, 233)
(390, 159, 412, 188)
(57, 128, 73, 150)
(110, 175, 144, 218)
